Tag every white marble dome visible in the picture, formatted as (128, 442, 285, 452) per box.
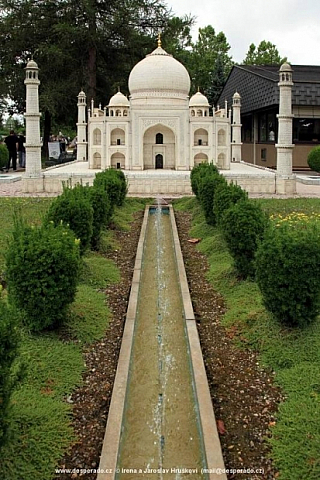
(189, 91, 209, 107)
(128, 46, 190, 98)
(108, 91, 129, 107)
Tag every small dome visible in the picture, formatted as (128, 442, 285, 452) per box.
(108, 91, 129, 107)
(26, 59, 38, 69)
(128, 46, 190, 98)
(279, 62, 292, 72)
(189, 91, 209, 107)
(233, 91, 241, 99)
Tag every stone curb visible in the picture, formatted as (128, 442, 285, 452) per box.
(169, 206, 227, 480)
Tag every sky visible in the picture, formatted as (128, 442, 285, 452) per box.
(166, 0, 320, 65)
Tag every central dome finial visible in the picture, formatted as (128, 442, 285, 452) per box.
(157, 32, 162, 48)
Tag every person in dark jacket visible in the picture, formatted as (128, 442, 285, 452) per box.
(4, 130, 19, 171)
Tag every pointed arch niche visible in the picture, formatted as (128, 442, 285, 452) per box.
(194, 153, 208, 166)
(143, 124, 175, 169)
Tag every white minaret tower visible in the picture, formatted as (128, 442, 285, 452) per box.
(276, 63, 296, 194)
(231, 91, 242, 162)
(24, 59, 42, 188)
(77, 91, 87, 161)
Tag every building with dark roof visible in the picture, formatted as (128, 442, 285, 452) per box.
(218, 64, 320, 169)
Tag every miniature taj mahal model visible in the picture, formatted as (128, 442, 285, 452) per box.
(81, 37, 238, 172)
(22, 38, 296, 195)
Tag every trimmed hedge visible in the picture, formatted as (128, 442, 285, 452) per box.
(256, 221, 320, 327)
(307, 146, 320, 173)
(82, 186, 112, 249)
(46, 185, 93, 254)
(213, 181, 248, 225)
(6, 222, 81, 332)
(190, 163, 219, 199)
(93, 169, 127, 208)
(0, 298, 21, 448)
(198, 173, 227, 226)
(220, 200, 268, 278)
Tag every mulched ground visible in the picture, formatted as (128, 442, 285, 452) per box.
(55, 211, 144, 480)
(55, 206, 283, 480)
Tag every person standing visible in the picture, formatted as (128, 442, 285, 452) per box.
(4, 130, 19, 171)
(17, 131, 26, 168)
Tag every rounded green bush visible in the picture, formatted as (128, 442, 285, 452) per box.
(214, 181, 248, 225)
(256, 221, 320, 327)
(190, 163, 219, 199)
(46, 185, 93, 254)
(0, 144, 9, 170)
(0, 298, 21, 447)
(6, 222, 81, 332)
(307, 146, 320, 173)
(220, 200, 269, 278)
(198, 173, 226, 225)
(83, 186, 112, 249)
(93, 168, 127, 207)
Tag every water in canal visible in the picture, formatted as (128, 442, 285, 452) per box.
(116, 206, 206, 479)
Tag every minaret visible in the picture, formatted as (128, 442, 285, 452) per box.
(276, 63, 296, 194)
(77, 91, 87, 161)
(231, 91, 242, 162)
(24, 59, 42, 178)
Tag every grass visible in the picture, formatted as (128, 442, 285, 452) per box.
(173, 196, 320, 480)
(0, 195, 146, 480)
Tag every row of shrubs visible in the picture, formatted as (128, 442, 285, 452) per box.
(191, 162, 320, 329)
(0, 168, 127, 448)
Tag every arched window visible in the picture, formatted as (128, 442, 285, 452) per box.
(218, 129, 226, 146)
(191, 110, 195, 117)
(156, 133, 163, 144)
(93, 128, 101, 145)
(115, 109, 121, 117)
(197, 109, 202, 117)
(93, 152, 101, 169)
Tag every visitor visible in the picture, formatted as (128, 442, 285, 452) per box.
(17, 131, 26, 168)
(4, 130, 19, 172)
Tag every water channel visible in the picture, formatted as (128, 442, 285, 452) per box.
(116, 206, 207, 479)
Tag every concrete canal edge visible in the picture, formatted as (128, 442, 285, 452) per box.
(97, 206, 149, 480)
(169, 205, 227, 480)
(97, 205, 227, 480)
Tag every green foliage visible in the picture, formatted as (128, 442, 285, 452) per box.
(46, 185, 93, 254)
(190, 25, 233, 105)
(83, 186, 112, 249)
(190, 162, 219, 199)
(6, 221, 81, 332)
(66, 284, 110, 344)
(256, 221, 320, 327)
(213, 181, 248, 225)
(221, 200, 268, 278)
(243, 40, 287, 65)
(307, 146, 320, 173)
(0, 144, 8, 169)
(199, 173, 227, 225)
(80, 252, 120, 289)
(93, 168, 127, 209)
(0, 298, 21, 449)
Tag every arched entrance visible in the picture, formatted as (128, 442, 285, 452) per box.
(143, 124, 175, 169)
(155, 154, 163, 169)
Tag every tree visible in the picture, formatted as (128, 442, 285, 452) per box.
(189, 26, 233, 106)
(0, 0, 189, 153)
(243, 40, 287, 65)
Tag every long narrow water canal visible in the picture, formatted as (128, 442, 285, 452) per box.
(116, 207, 206, 479)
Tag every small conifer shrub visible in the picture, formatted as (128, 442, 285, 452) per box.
(220, 200, 268, 278)
(198, 173, 227, 225)
(6, 221, 81, 331)
(0, 297, 21, 448)
(190, 162, 219, 199)
(0, 144, 8, 170)
(46, 185, 93, 254)
(256, 220, 320, 327)
(93, 168, 127, 207)
(307, 146, 320, 173)
(213, 181, 248, 225)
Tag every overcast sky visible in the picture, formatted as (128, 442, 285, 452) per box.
(167, 0, 320, 65)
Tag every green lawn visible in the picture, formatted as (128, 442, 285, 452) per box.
(174, 197, 320, 480)
(0, 197, 147, 480)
